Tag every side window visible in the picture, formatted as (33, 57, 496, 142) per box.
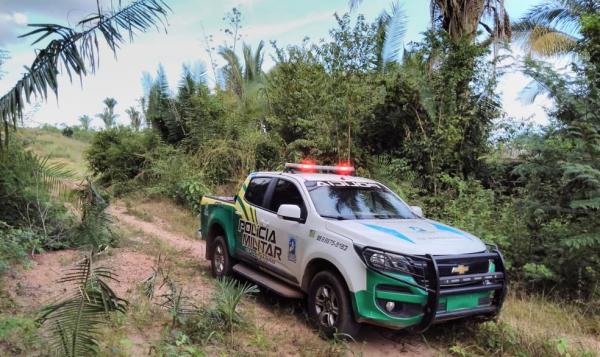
(244, 177, 272, 208)
(269, 179, 307, 218)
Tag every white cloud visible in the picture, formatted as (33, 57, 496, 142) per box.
(243, 11, 334, 40)
(0, 12, 29, 44)
(13, 12, 28, 25)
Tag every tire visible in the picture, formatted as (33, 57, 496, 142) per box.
(211, 236, 232, 278)
(307, 270, 361, 339)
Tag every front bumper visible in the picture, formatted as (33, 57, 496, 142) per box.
(352, 245, 507, 331)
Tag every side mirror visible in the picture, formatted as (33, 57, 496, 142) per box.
(277, 204, 302, 222)
(410, 206, 424, 217)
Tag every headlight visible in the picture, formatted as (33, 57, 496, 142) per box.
(363, 248, 415, 274)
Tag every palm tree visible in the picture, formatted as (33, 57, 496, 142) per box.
(0, 0, 170, 149)
(219, 40, 265, 98)
(512, 0, 599, 57)
(351, 0, 510, 44)
(242, 41, 265, 82)
(96, 97, 118, 129)
(429, 0, 511, 43)
(79, 115, 92, 131)
(125, 106, 142, 131)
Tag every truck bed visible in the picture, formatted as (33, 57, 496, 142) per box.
(203, 195, 235, 204)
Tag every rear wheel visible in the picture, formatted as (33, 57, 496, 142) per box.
(307, 270, 360, 339)
(211, 236, 232, 278)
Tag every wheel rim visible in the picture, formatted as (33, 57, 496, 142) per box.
(214, 244, 225, 274)
(314, 285, 339, 328)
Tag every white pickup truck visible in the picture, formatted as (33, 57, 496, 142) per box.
(199, 163, 507, 338)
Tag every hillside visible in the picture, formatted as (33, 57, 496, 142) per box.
(1, 129, 598, 356)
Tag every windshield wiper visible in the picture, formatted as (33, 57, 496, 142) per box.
(370, 214, 407, 219)
(320, 215, 348, 220)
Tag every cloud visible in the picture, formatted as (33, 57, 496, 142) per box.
(243, 11, 333, 40)
(0, 12, 29, 45)
(0, 0, 122, 45)
(0, 0, 103, 20)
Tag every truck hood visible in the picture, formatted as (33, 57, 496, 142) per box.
(325, 218, 486, 255)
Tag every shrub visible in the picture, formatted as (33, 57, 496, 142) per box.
(0, 143, 76, 257)
(0, 226, 33, 274)
(86, 128, 158, 187)
(61, 126, 74, 137)
(143, 145, 210, 213)
(0, 315, 40, 355)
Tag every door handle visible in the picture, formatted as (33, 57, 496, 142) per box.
(262, 220, 271, 227)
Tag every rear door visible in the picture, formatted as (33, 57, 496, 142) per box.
(236, 176, 283, 271)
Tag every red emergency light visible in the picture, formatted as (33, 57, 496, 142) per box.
(284, 162, 355, 175)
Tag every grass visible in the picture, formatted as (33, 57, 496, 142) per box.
(0, 315, 40, 356)
(17, 128, 90, 178)
(123, 195, 199, 239)
(8, 127, 598, 355)
(426, 292, 600, 356)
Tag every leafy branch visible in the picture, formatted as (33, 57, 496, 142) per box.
(0, 0, 171, 148)
(37, 253, 128, 356)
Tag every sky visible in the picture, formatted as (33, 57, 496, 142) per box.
(0, 0, 553, 129)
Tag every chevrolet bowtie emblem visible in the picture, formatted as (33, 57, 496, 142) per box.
(451, 264, 470, 275)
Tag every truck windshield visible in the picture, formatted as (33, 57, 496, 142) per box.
(305, 180, 417, 220)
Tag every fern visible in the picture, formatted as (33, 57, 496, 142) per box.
(38, 253, 127, 356)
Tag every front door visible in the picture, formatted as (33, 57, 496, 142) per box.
(264, 178, 310, 283)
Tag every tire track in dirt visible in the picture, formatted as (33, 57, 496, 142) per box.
(109, 204, 206, 262)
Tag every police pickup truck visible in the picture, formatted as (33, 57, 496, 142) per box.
(199, 163, 507, 338)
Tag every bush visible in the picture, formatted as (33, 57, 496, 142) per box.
(0, 144, 75, 253)
(0, 226, 33, 274)
(0, 315, 40, 355)
(86, 128, 158, 188)
(143, 145, 210, 213)
(61, 126, 74, 137)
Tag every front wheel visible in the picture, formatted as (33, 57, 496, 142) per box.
(211, 236, 232, 278)
(307, 270, 360, 339)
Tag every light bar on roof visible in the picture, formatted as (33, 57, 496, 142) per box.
(284, 162, 356, 175)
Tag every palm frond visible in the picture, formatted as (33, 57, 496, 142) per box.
(38, 253, 128, 356)
(513, 21, 579, 57)
(519, 0, 583, 35)
(32, 154, 76, 199)
(219, 47, 244, 97)
(381, 2, 408, 64)
(0, 0, 171, 147)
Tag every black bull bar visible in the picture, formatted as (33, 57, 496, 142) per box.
(357, 244, 508, 332)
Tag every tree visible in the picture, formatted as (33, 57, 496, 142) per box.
(145, 65, 193, 144)
(429, 0, 511, 43)
(350, 0, 510, 44)
(513, 11, 600, 298)
(79, 115, 92, 131)
(0, 0, 170, 149)
(219, 40, 265, 98)
(512, 0, 599, 57)
(96, 97, 118, 129)
(125, 106, 142, 131)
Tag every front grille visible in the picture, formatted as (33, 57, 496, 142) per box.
(413, 254, 497, 291)
(438, 260, 489, 276)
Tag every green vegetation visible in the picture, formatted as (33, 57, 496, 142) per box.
(38, 254, 128, 356)
(1, 1, 600, 356)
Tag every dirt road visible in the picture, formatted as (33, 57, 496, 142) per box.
(5, 201, 438, 356)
